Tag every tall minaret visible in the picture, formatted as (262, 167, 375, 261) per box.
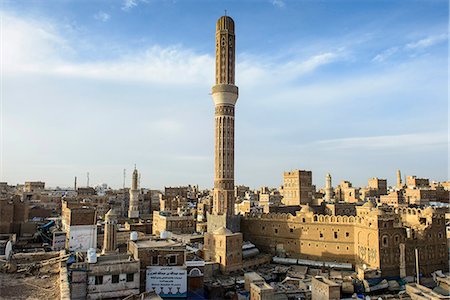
(128, 166, 139, 219)
(204, 15, 243, 273)
(396, 169, 402, 189)
(102, 208, 118, 254)
(325, 173, 333, 202)
(212, 15, 238, 218)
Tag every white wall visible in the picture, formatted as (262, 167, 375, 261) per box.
(68, 225, 97, 252)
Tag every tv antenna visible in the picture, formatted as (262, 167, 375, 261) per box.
(123, 168, 126, 189)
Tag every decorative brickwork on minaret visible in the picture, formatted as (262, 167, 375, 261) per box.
(205, 15, 243, 274)
(212, 16, 239, 218)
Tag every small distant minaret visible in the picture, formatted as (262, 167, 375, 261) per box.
(396, 169, 402, 189)
(102, 208, 118, 254)
(128, 166, 139, 219)
(325, 173, 333, 202)
(74, 176, 77, 191)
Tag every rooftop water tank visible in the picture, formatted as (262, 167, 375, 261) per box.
(160, 231, 169, 239)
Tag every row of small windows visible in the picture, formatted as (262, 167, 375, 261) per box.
(151, 254, 177, 266)
(300, 242, 350, 251)
(94, 273, 134, 285)
(264, 226, 350, 239)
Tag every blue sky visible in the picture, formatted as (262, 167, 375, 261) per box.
(1, 0, 448, 189)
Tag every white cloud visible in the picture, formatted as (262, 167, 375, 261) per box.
(314, 132, 447, 150)
(271, 0, 286, 8)
(405, 33, 447, 50)
(3, 12, 342, 87)
(2, 11, 447, 188)
(373, 33, 447, 62)
(1, 13, 213, 84)
(2, 13, 73, 70)
(94, 11, 110, 22)
(122, 0, 138, 11)
(372, 46, 399, 62)
(237, 51, 342, 87)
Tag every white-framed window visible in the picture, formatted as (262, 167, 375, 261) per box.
(167, 254, 177, 265)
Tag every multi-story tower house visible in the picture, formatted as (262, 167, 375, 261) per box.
(204, 15, 243, 274)
(282, 170, 313, 205)
(128, 167, 140, 219)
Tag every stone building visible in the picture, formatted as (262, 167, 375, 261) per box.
(152, 211, 196, 235)
(334, 181, 360, 203)
(0, 195, 29, 234)
(204, 226, 242, 274)
(61, 200, 97, 252)
(380, 190, 406, 206)
(250, 281, 275, 300)
(404, 188, 434, 206)
(69, 253, 140, 300)
(24, 181, 45, 193)
(281, 170, 313, 205)
(241, 204, 448, 277)
(367, 177, 388, 197)
(322, 202, 356, 216)
(311, 277, 340, 300)
(164, 186, 189, 200)
(68, 214, 140, 300)
(128, 238, 185, 293)
(406, 176, 430, 189)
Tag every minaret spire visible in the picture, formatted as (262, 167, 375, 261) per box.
(204, 16, 243, 273)
(128, 165, 140, 219)
(325, 173, 333, 202)
(212, 15, 238, 218)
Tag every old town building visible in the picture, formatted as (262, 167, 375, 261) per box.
(241, 204, 448, 277)
(281, 170, 313, 206)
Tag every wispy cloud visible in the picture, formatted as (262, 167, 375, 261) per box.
(405, 33, 447, 50)
(373, 33, 447, 62)
(238, 51, 343, 87)
(372, 46, 399, 62)
(2, 10, 447, 188)
(122, 0, 138, 11)
(313, 132, 447, 150)
(94, 11, 110, 22)
(271, 0, 286, 8)
(4, 12, 343, 87)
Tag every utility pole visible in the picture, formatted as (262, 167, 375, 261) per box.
(415, 248, 420, 284)
(87, 172, 90, 187)
(123, 169, 126, 189)
(138, 173, 141, 189)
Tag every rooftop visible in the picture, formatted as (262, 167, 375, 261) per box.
(132, 238, 184, 249)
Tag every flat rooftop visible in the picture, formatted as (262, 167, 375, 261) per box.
(133, 239, 184, 249)
(93, 253, 136, 265)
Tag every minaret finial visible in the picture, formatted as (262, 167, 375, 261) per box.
(224, 9, 227, 16)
